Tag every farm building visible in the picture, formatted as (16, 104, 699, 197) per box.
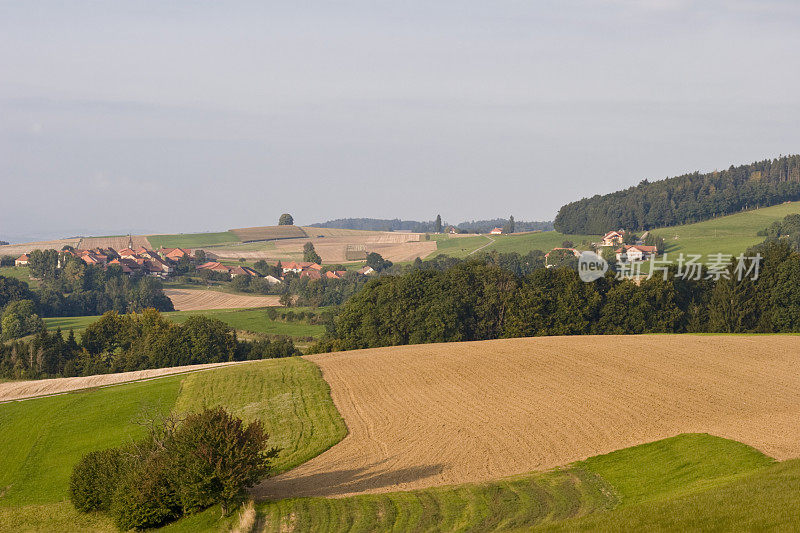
(615, 244, 658, 262)
(601, 230, 626, 246)
(490, 228, 503, 235)
(14, 254, 29, 266)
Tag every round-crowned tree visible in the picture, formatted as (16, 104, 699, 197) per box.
(278, 214, 294, 226)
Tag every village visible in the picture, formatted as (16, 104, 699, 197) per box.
(544, 229, 661, 268)
(13, 246, 376, 283)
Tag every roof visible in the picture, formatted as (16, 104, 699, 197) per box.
(615, 245, 658, 254)
(16, 254, 29, 261)
(197, 261, 230, 272)
(603, 230, 625, 238)
(230, 266, 260, 277)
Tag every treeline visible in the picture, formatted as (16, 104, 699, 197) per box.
(759, 213, 800, 251)
(554, 155, 800, 233)
(456, 219, 553, 233)
(309, 217, 554, 234)
(310, 240, 800, 352)
(0, 309, 298, 380)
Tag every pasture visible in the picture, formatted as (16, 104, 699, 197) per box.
(650, 200, 800, 257)
(0, 357, 346, 531)
(42, 307, 327, 340)
(147, 231, 241, 249)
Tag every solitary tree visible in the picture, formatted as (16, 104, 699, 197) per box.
(303, 242, 322, 264)
(503, 215, 515, 234)
(434, 215, 442, 234)
(278, 213, 294, 226)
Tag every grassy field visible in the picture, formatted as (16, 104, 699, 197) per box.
(0, 357, 346, 532)
(147, 231, 241, 249)
(256, 434, 776, 532)
(43, 308, 327, 340)
(650, 201, 800, 258)
(0, 265, 38, 288)
(426, 231, 597, 259)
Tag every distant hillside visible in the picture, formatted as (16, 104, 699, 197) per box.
(309, 218, 438, 232)
(456, 219, 553, 233)
(310, 218, 553, 233)
(555, 154, 800, 234)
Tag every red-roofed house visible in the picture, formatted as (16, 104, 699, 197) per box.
(196, 261, 230, 273)
(615, 244, 658, 262)
(602, 230, 626, 246)
(229, 266, 260, 277)
(15, 254, 29, 266)
(490, 228, 503, 235)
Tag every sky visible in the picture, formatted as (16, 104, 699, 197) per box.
(2, 1, 800, 242)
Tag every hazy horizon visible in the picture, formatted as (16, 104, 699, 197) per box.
(3, 1, 800, 243)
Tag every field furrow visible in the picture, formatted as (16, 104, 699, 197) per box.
(254, 335, 800, 500)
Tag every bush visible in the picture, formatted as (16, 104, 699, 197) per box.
(69, 448, 130, 512)
(111, 454, 181, 530)
(71, 407, 280, 527)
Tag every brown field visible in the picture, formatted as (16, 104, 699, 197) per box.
(78, 235, 152, 250)
(230, 225, 308, 242)
(0, 361, 247, 402)
(255, 335, 800, 499)
(164, 288, 281, 310)
(0, 239, 82, 256)
(0, 235, 152, 256)
(211, 232, 434, 263)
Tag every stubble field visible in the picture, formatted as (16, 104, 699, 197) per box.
(164, 288, 281, 310)
(255, 334, 800, 500)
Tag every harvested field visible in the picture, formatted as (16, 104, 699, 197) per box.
(164, 288, 280, 310)
(230, 225, 307, 242)
(0, 239, 81, 256)
(255, 335, 800, 499)
(0, 361, 246, 402)
(210, 233, 436, 263)
(302, 227, 385, 237)
(78, 235, 152, 250)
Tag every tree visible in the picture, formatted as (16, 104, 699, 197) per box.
(303, 242, 322, 264)
(503, 215, 515, 234)
(561, 240, 574, 248)
(194, 249, 206, 264)
(434, 215, 442, 234)
(278, 213, 294, 226)
(366, 252, 392, 272)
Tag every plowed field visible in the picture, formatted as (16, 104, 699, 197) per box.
(255, 335, 800, 499)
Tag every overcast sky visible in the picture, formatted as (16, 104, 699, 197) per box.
(2, 1, 800, 242)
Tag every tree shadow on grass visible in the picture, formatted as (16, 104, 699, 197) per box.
(252, 459, 445, 500)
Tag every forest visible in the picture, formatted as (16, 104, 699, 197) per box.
(310, 239, 800, 352)
(0, 309, 298, 380)
(554, 155, 800, 234)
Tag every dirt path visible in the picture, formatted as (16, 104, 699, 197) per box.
(164, 289, 280, 310)
(0, 361, 249, 402)
(254, 335, 800, 499)
(468, 234, 495, 255)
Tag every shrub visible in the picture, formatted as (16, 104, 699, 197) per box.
(111, 454, 181, 530)
(69, 448, 130, 512)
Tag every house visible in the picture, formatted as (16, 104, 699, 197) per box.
(300, 269, 322, 280)
(161, 248, 192, 261)
(264, 275, 283, 285)
(229, 266, 260, 277)
(108, 258, 134, 274)
(615, 245, 658, 262)
(601, 230, 626, 247)
(448, 226, 458, 234)
(15, 254, 29, 266)
(490, 228, 503, 235)
(279, 261, 322, 274)
(196, 261, 231, 273)
(357, 265, 375, 275)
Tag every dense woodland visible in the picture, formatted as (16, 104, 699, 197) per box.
(310, 239, 800, 352)
(309, 217, 553, 233)
(554, 155, 800, 234)
(0, 309, 298, 380)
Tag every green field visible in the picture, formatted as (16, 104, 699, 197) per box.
(649, 201, 800, 258)
(43, 308, 327, 340)
(0, 357, 346, 532)
(147, 231, 241, 249)
(0, 265, 38, 288)
(256, 433, 777, 532)
(426, 231, 597, 259)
